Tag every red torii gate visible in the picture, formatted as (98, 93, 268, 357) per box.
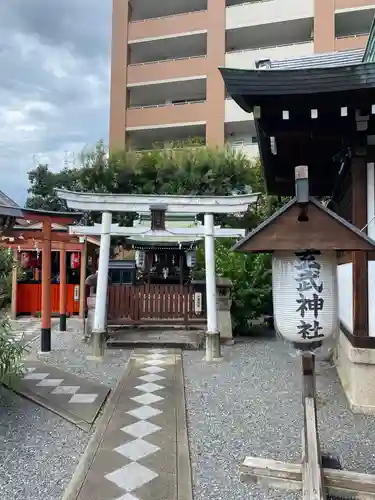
(0, 195, 84, 352)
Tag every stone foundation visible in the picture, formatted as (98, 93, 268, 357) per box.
(335, 331, 375, 415)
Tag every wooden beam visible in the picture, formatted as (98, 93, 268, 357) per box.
(351, 156, 369, 336)
(240, 457, 375, 498)
(10, 249, 18, 320)
(5, 231, 76, 242)
(79, 241, 87, 318)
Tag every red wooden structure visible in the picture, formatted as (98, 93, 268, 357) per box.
(17, 283, 80, 316)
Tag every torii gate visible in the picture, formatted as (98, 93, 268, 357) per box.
(55, 190, 259, 360)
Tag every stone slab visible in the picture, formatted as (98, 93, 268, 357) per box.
(63, 348, 193, 500)
(7, 361, 110, 430)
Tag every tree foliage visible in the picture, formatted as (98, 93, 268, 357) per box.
(26, 141, 262, 226)
(0, 249, 26, 382)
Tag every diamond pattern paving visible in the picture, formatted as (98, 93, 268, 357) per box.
(75, 348, 188, 500)
(10, 360, 110, 426)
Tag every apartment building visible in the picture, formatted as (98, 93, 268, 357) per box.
(109, 0, 375, 157)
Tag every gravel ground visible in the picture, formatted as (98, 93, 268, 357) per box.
(183, 337, 375, 500)
(0, 386, 89, 500)
(25, 317, 131, 387)
(0, 317, 131, 500)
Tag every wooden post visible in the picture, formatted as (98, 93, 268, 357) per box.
(59, 241, 67, 331)
(79, 240, 87, 318)
(41, 220, 52, 352)
(352, 156, 368, 336)
(301, 353, 326, 500)
(10, 249, 18, 320)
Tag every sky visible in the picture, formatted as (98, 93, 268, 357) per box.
(0, 0, 112, 206)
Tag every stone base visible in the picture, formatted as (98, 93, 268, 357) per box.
(217, 308, 233, 342)
(335, 331, 375, 415)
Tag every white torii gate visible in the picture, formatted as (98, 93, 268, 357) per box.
(55, 190, 259, 361)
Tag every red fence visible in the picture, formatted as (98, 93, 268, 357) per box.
(17, 283, 80, 316)
(107, 284, 204, 325)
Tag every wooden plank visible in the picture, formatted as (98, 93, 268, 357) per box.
(241, 457, 375, 498)
(301, 353, 326, 500)
(303, 398, 326, 500)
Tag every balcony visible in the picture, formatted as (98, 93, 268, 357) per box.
(127, 56, 208, 85)
(126, 101, 207, 130)
(127, 124, 206, 150)
(225, 0, 313, 30)
(129, 32, 207, 65)
(225, 42, 314, 70)
(225, 120, 259, 159)
(128, 10, 208, 42)
(226, 18, 314, 54)
(130, 0, 207, 22)
(335, 7, 374, 37)
(335, 0, 375, 10)
(128, 78, 206, 107)
(335, 33, 369, 51)
(225, 98, 253, 122)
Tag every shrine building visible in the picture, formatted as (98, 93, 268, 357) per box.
(220, 18, 375, 413)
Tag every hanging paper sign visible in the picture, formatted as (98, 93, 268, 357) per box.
(272, 251, 338, 344)
(135, 250, 145, 269)
(20, 252, 31, 268)
(186, 250, 197, 268)
(194, 292, 202, 315)
(70, 252, 80, 269)
(74, 285, 80, 301)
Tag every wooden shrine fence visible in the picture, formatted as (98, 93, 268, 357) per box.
(107, 284, 206, 325)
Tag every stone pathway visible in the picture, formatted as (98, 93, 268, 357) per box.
(9, 361, 110, 430)
(66, 348, 192, 500)
(9, 316, 41, 343)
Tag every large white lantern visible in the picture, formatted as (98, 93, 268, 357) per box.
(272, 251, 338, 344)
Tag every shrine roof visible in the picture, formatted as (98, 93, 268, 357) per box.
(260, 48, 365, 71)
(220, 62, 375, 107)
(127, 235, 202, 245)
(0, 190, 23, 218)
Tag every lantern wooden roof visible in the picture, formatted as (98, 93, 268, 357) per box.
(233, 197, 375, 253)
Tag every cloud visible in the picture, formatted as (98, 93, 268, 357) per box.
(0, 0, 112, 206)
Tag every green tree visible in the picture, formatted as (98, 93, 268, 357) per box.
(0, 249, 26, 382)
(26, 141, 259, 224)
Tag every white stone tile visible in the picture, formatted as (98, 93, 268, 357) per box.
(138, 374, 165, 383)
(105, 462, 158, 492)
(68, 393, 98, 404)
(121, 420, 161, 439)
(141, 366, 165, 374)
(23, 372, 49, 380)
(114, 494, 140, 500)
(52, 385, 80, 395)
(127, 405, 162, 420)
(144, 359, 164, 366)
(148, 353, 166, 360)
(135, 382, 164, 393)
(114, 438, 160, 461)
(131, 393, 163, 406)
(36, 378, 64, 387)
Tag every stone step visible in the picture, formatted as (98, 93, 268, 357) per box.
(106, 329, 205, 350)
